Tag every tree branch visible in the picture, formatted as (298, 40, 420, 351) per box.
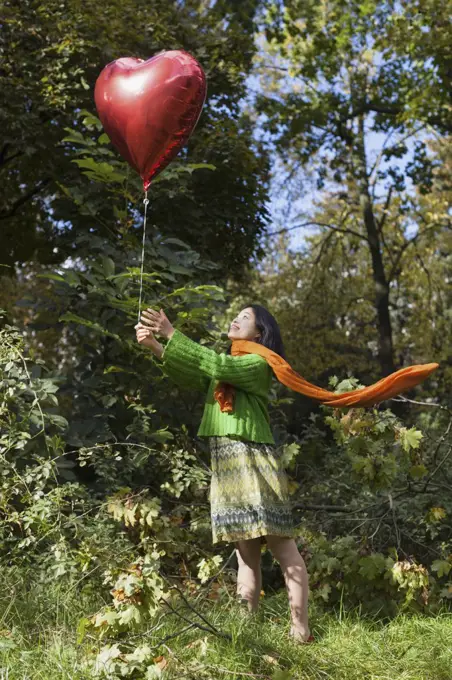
(423, 445, 452, 493)
(377, 186, 394, 234)
(0, 178, 51, 220)
(0, 143, 23, 169)
(312, 231, 334, 264)
(386, 224, 439, 283)
(391, 396, 451, 414)
(267, 220, 368, 242)
(341, 102, 451, 133)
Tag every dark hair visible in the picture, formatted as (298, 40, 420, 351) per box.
(226, 303, 287, 360)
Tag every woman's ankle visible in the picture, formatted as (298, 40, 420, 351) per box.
(236, 594, 259, 614)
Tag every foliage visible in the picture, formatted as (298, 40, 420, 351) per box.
(285, 392, 452, 614)
(1, 0, 270, 277)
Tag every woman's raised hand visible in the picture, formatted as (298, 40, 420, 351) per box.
(140, 308, 175, 340)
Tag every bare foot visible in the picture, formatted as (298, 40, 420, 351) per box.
(289, 625, 314, 644)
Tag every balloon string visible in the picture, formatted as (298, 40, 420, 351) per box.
(137, 191, 149, 324)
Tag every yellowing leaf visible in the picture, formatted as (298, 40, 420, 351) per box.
(263, 654, 280, 665)
(153, 655, 168, 670)
(427, 507, 447, 523)
(288, 480, 299, 495)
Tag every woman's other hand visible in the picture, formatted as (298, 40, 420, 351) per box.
(140, 308, 175, 340)
(134, 322, 157, 348)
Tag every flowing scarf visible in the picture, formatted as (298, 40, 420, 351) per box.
(213, 340, 439, 413)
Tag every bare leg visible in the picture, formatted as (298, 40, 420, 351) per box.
(235, 537, 262, 613)
(266, 535, 310, 642)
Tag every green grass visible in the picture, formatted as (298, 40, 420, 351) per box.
(1, 579, 451, 680)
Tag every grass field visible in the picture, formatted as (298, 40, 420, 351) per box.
(1, 577, 451, 680)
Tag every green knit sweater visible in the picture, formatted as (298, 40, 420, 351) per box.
(158, 328, 275, 443)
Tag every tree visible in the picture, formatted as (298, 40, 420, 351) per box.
(252, 0, 451, 375)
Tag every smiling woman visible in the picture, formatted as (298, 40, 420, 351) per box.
(225, 304, 287, 359)
(134, 303, 313, 643)
(227, 307, 261, 342)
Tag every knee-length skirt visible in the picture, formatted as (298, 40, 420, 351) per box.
(208, 435, 300, 545)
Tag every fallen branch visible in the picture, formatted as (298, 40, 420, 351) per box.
(160, 580, 232, 641)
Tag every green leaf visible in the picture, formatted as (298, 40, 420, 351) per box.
(93, 610, 118, 628)
(431, 560, 452, 578)
(271, 671, 293, 680)
(281, 442, 300, 470)
(101, 256, 115, 278)
(64, 271, 82, 287)
(79, 109, 103, 131)
(72, 158, 126, 183)
(409, 464, 427, 479)
(62, 128, 94, 146)
(161, 237, 191, 250)
(36, 273, 66, 282)
(318, 583, 331, 601)
(146, 665, 163, 679)
(118, 605, 142, 625)
(399, 427, 423, 452)
(358, 553, 386, 580)
(0, 637, 17, 651)
(168, 264, 192, 275)
(46, 414, 69, 430)
(149, 430, 174, 442)
(103, 365, 135, 374)
(187, 163, 216, 171)
(125, 644, 153, 663)
(77, 617, 90, 644)
(59, 312, 121, 341)
(94, 644, 122, 673)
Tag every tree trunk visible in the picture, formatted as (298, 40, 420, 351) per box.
(355, 115, 396, 376)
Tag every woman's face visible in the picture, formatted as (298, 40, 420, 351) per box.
(227, 307, 261, 342)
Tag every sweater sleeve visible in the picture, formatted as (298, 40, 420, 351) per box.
(161, 328, 269, 395)
(159, 333, 211, 393)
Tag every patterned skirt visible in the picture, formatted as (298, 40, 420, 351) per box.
(208, 435, 300, 545)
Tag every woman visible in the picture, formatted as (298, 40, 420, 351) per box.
(135, 304, 313, 643)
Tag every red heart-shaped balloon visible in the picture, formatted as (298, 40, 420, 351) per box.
(94, 50, 206, 191)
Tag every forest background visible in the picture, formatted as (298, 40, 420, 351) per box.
(0, 1, 451, 678)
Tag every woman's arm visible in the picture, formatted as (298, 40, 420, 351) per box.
(138, 308, 269, 394)
(135, 321, 210, 392)
(147, 339, 164, 360)
(162, 329, 269, 394)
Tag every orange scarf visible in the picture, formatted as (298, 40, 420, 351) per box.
(214, 340, 439, 413)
